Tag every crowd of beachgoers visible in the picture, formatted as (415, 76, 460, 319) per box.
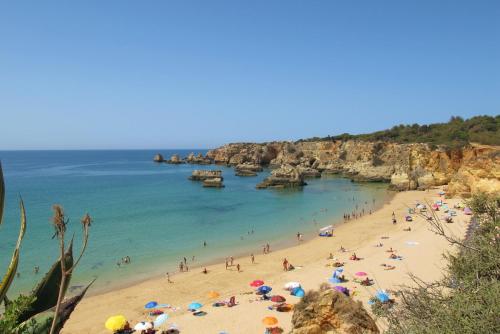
(62, 187, 470, 334)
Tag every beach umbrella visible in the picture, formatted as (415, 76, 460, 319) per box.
(207, 291, 220, 299)
(262, 316, 278, 326)
(145, 301, 158, 309)
(293, 288, 305, 297)
(154, 313, 169, 328)
(134, 322, 153, 331)
(355, 272, 367, 277)
(284, 282, 301, 290)
(258, 285, 272, 294)
(250, 279, 264, 287)
(188, 302, 203, 310)
(334, 286, 349, 296)
(271, 295, 286, 303)
(376, 290, 390, 303)
(105, 315, 127, 331)
(276, 303, 293, 312)
(329, 277, 342, 284)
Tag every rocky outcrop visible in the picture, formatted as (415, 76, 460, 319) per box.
(202, 177, 224, 188)
(290, 285, 379, 334)
(235, 170, 258, 177)
(256, 164, 305, 189)
(186, 152, 212, 165)
(235, 162, 263, 172)
(189, 170, 224, 188)
(166, 154, 184, 164)
(153, 153, 164, 163)
(188, 170, 222, 181)
(207, 142, 500, 196)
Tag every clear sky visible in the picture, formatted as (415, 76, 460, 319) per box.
(0, 1, 498, 149)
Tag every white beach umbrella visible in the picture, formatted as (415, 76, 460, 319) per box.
(134, 321, 153, 331)
(284, 282, 301, 290)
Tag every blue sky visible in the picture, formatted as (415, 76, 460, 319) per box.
(0, 1, 498, 149)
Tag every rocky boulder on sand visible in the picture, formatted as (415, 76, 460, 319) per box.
(256, 164, 305, 189)
(290, 284, 379, 334)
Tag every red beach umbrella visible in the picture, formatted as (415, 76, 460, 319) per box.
(355, 272, 368, 277)
(250, 280, 264, 287)
(271, 295, 286, 303)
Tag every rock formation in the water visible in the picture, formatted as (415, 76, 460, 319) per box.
(189, 170, 224, 188)
(166, 154, 184, 164)
(234, 162, 263, 176)
(207, 142, 500, 196)
(256, 164, 305, 189)
(153, 153, 165, 163)
(202, 177, 224, 188)
(186, 152, 212, 165)
(188, 170, 223, 181)
(290, 285, 379, 334)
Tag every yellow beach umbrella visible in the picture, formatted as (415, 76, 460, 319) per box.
(207, 291, 220, 299)
(105, 315, 127, 331)
(262, 316, 278, 326)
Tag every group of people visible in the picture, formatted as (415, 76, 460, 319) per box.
(116, 256, 131, 267)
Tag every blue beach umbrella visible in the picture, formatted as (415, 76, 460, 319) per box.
(258, 285, 272, 294)
(293, 288, 305, 297)
(188, 302, 203, 310)
(154, 313, 168, 327)
(376, 290, 390, 303)
(329, 277, 342, 284)
(145, 301, 158, 309)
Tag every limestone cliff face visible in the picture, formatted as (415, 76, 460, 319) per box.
(206, 141, 499, 196)
(290, 287, 379, 334)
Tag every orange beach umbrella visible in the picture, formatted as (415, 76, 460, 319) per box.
(262, 316, 278, 326)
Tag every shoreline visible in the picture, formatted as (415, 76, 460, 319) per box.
(64, 187, 468, 333)
(81, 186, 396, 298)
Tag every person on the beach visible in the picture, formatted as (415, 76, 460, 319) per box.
(34, 266, 39, 274)
(340, 246, 346, 252)
(297, 232, 300, 241)
(236, 263, 240, 272)
(192, 255, 195, 261)
(185, 264, 189, 271)
(266, 243, 270, 253)
(202, 267, 208, 274)
(230, 256, 234, 266)
(225, 258, 228, 270)
(328, 253, 333, 259)
(251, 253, 255, 264)
(183, 257, 187, 265)
(179, 262, 184, 272)
(203, 240, 207, 247)
(166, 272, 172, 283)
(283, 258, 289, 271)
(263, 245, 267, 254)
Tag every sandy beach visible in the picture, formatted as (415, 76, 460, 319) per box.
(63, 188, 469, 334)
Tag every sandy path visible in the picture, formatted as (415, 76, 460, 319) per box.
(63, 188, 468, 334)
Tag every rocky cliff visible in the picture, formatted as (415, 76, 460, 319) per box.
(290, 285, 379, 334)
(206, 141, 499, 196)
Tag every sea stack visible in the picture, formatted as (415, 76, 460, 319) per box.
(234, 162, 263, 176)
(189, 170, 224, 188)
(256, 164, 306, 189)
(153, 153, 165, 163)
(167, 154, 184, 164)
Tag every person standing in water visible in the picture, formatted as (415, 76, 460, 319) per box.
(251, 253, 255, 264)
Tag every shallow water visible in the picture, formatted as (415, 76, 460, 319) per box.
(0, 150, 390, 295)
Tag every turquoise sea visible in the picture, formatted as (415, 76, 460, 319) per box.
(0, 150, 390, 295)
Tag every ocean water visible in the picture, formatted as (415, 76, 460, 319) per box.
(0, 150, 390, 295)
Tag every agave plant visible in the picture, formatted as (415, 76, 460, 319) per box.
(0, 162, 94, 334)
